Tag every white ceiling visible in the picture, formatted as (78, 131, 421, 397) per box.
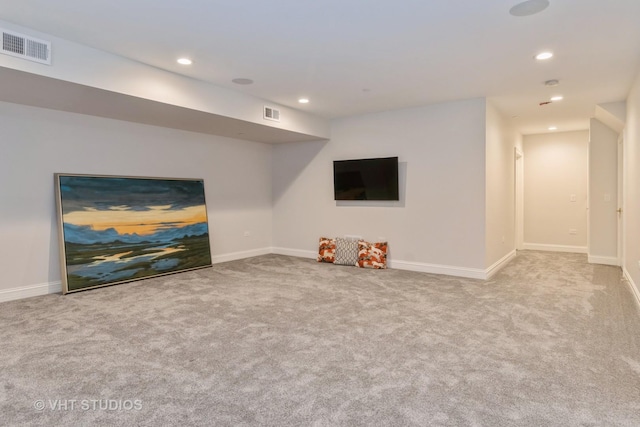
(1, 0, 639, 135)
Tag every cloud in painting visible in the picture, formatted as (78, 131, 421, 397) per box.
(63, 204, 207, 236)
(57, 175, 209, 236)
(64, 222, 209, 245)
(58, 176, 207, 214)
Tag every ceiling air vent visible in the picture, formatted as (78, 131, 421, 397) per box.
(1, 29, 51, 65)
(264, 106, 280, 122)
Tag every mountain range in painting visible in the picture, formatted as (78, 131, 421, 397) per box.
(56, 174, 213, 293)
(63, 222, 209, 245)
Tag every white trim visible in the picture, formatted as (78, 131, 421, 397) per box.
(486, 250, 517, 279)
(273, 247, 517, 280)
(389, 259, 486, 280)
(0, 248, 513, 303)
(515, 148, 524, 251)
(211, 247, 272, 264)
(271, 247, 317, 259)
(522, 243, 587, 254)
(1, 248, 274, 303)
(622, 268, 640, 310)
(0, 281, 62, 303)
(588, 255, 620, 266)
(617, 132, 624, 268)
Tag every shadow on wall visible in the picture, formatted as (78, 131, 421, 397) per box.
(272, 139, 329, 203)
(48, 204, 61, 283)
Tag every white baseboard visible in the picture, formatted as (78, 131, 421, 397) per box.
(588, 255, 620, 266)
(0, 281, 62, 303)
(0, 248, 517, 303)
(486, 250, 517, 279)
(272, 247, 517, 280)
(271, 247, 317, 260)
(622, 268, 640, 310)
(1, 248, 273, 303)
(389, 259, 486, 280)
(211, 247, 272, 264)
(522, 243, 587, 254)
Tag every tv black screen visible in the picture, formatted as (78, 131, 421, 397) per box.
(333, 157, 399, 201)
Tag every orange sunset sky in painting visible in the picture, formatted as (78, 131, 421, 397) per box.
(63, 204, 208, 236)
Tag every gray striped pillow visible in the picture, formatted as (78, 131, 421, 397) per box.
(334, 238, 359, 266)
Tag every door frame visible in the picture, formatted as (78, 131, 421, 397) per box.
(515, 147, 524, 250)
(617, 132, 625, 266)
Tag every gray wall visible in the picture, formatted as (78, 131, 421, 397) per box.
(0, 101, 273, 299)
(624, 71, 640, 301)
(272, 98, 490, 274)
(485, 101, 519, 268)
(588, 118, 619, 264)
(523, 131, 589, 252)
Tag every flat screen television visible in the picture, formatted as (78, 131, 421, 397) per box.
(333, 156, 399, 201)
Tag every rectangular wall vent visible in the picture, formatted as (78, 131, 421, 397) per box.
(1, 29, 51, 65)
(263, 106, 280, 122)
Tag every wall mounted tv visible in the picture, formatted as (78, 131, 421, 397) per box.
(333, 156, 399, 201)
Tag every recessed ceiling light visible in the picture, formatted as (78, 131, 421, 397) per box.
(177, 58, 192, 65)
(535, 51, 553, 60)
(298, 98, 310, 104)
(544, 79, 560, 87)
(510, 0, 550, 17)
(550, 95, 564, 101)
(548, 126, 558, 131)
(232, 78, 254, 85)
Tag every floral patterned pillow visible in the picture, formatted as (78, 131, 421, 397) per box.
(357, 240, 388, 269)
(317, 237, 336, 263)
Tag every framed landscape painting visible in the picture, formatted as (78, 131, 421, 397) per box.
(55, 174, 212, 294)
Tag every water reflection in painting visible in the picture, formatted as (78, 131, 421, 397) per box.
(55, 174, 212, 293)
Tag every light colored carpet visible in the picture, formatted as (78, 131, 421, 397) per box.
(1, 251, 639, 426)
